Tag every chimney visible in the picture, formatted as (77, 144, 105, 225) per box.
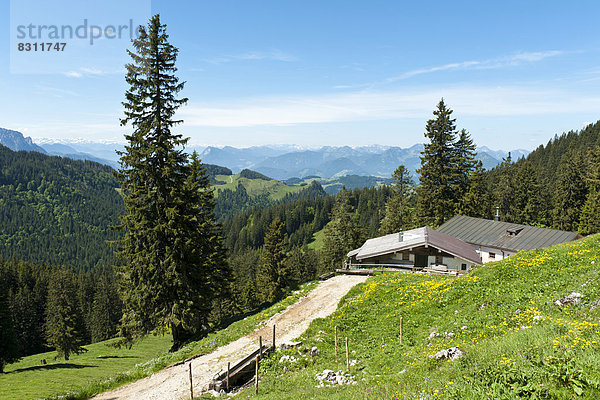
(494, 207, 500, 222)
(398, 231, 404, 242)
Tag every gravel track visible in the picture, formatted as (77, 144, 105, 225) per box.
(93, 275, 367, 400)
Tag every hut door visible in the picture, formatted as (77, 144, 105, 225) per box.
(415, 254, 428, 268)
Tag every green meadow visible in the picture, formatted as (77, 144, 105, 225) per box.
(1, 335, 171, 400)
(1, 281, 317, 400)
(213, 174, 301, 201)
(240, 234, 600, 399)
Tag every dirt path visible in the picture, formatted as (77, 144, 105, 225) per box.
(93, 275, 367, 400)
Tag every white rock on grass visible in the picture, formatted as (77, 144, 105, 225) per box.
(430, 347, 463, 361)
(279, 341, 302, 351)
(279, 355, 298, 363)
(554, 292, 583, 307)
(310, 346, 320, 357)
(315, 369, 357, 387)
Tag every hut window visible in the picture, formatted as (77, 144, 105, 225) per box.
(402, 252, 409, 261)
(435, 255, 443, 264)
(489, 252, 496, 259)
(461, 263, 467, 270)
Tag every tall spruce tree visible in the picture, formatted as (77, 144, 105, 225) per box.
(458, 160, 492, 219)
(493, 153, 516, 222)
(512, 160, 546, 225)
(553, 150, 588, 231)
(579, 147, 600, 235)
(453, 129, 478, 203)
(257, 219, 287, 303)
(0, 271, 19, 372)
(416, 99, 459, 227)
(379, 165, 414, 234)
(45, 269, 85, 361)
(321, 188, 364, 271)
(116, 15, 230, 350)
(90, 269, 122, 343)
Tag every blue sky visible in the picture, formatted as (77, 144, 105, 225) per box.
(2, 0, 600, 150)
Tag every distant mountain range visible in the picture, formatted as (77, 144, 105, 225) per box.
(0, 128, 529, 180)
(198, 144, 530, 180)
(0, 128, 47, 153)
(0, 129, 119, 168)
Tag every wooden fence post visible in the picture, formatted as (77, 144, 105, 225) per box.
(400, 316, 403, 344)
(345, 337, 349, 371)
(226, 361, 230, 392)
(188, 362, 193, 399)
(255, 355, 259, 394)
(334, 326, 338, 361)
(273, 325, 276, 350)
(259, 336, 263, 359)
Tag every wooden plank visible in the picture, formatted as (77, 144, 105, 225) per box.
(208, 344, 270, 391)
(335, 269, 374, 276)
(319, 272, 336, 280)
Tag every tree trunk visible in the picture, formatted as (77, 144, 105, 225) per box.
(170, 322, 183, 352)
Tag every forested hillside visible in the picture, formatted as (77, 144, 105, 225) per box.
(0, 145, 123, 271)
(484, 120, 600, 233)
(0, 143, 296, 270)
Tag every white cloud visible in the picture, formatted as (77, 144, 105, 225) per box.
(36, 86, 80, 97)
(64, 67, 125, 78)
(384, 50, 564, 82)
(64, 71, 83, 78)
(179, 86, 600, 128)
(203, 50, 298, 64)
(80, 67, 105, 75)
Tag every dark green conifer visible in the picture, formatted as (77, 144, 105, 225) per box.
(493, 153, 515, 222)
(321, 188, 364, 270)
(416, 99, 459, 227)
(257, 219, 287, 303)
(457, 161, 492, 219)
(90, 269, 122, 343)
(0, 270, 19, 372)
(283, 247, 318, 287)
(45, 269, 85, 361)
(553, 150, 588, 231)
(453, 129, 478, 201)
(115, 14, 230, 350)
(512, 160, 546, 225)
(379, 165, 414, 234)
(579, 147, 600, 235)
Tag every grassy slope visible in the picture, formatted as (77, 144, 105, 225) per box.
(296, 177, 390, 192)
(213, 174, 301, 201)
(1, 281, 317, 400)
(307, 226, 326, 251)
(243, 234, 600, 399)
(0, 335, 171, 400)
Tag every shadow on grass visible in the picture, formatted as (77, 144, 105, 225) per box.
(96, 355, 138, 359)
(7, 363, 98, 374)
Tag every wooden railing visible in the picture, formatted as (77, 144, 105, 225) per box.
(345, 263, 418, 273)
(344, 263, 460, 276)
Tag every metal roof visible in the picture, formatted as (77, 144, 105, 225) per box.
(437, 215, 580, 252)
(348, 226, 482, 264)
